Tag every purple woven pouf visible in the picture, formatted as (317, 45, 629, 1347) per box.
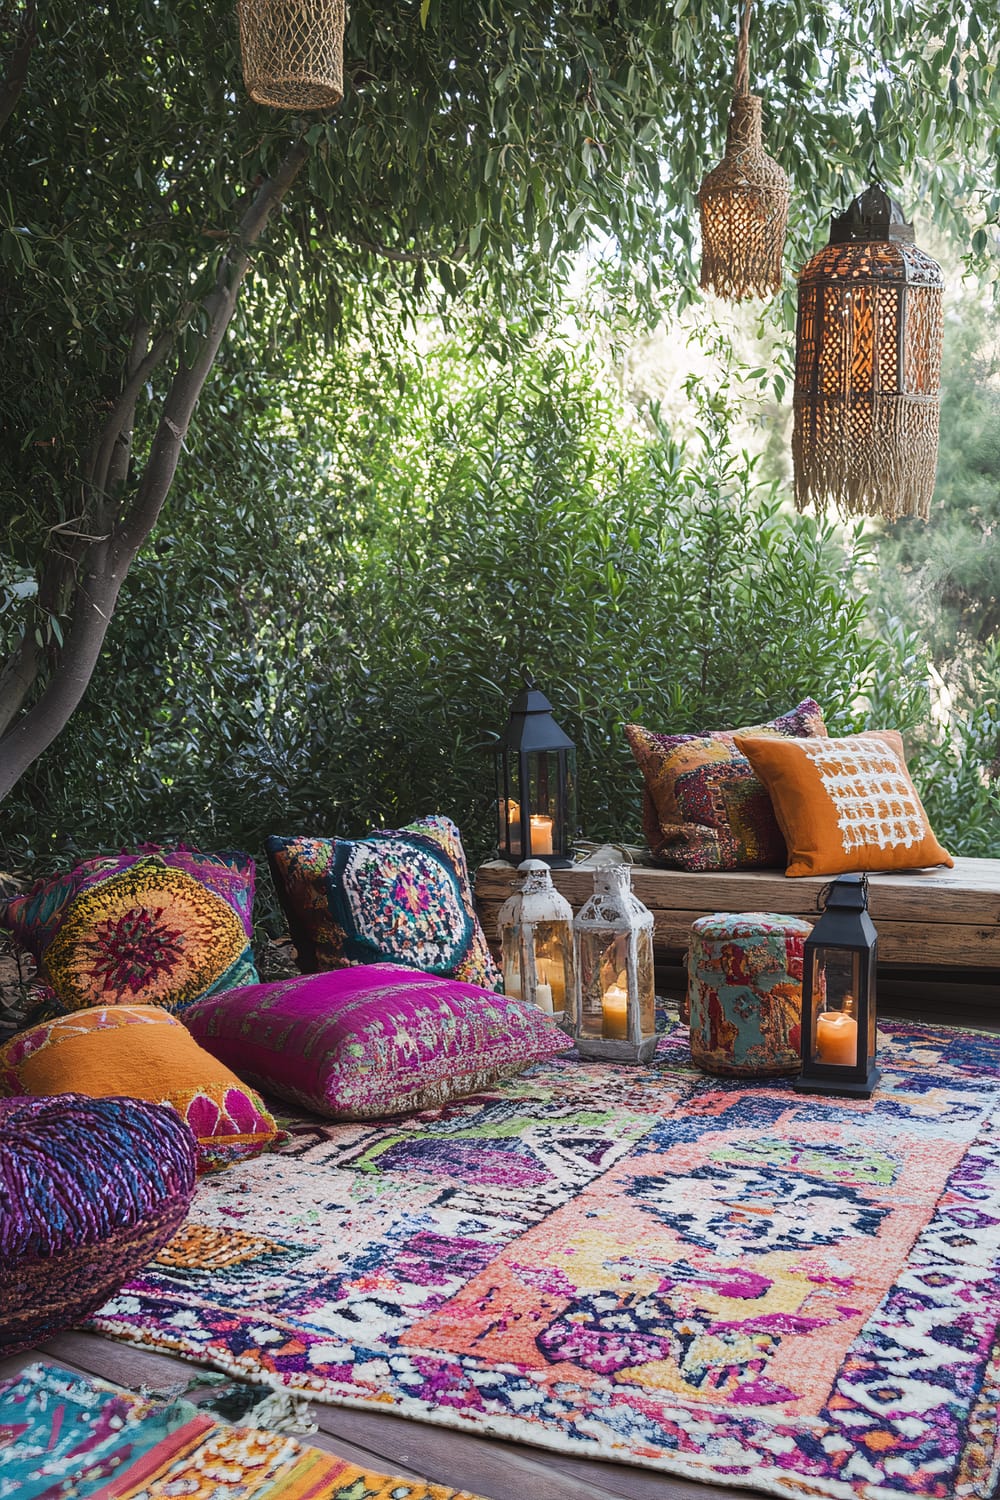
(0, 1092, 197, 1356)
(687, 911, 812, 1077)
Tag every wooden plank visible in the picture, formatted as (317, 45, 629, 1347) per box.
(648, 914, 1000, 968)
(475, 857, 1000, 928)
(475, 857, 1000, 973)
(480, 900, 1000, 970)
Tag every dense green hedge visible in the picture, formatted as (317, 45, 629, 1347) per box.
(8, 327, 972, 917)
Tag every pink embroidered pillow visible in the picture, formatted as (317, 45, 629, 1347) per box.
(183, 965, 572, 1119)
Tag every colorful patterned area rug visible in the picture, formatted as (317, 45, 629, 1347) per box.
(0, 1361, 481, 1499)
(91, 1018, 1000, 1500)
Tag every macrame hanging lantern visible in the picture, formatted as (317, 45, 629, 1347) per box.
(792, 183, 944, 520)
(698, 0, 790, 300)
(238, 0, 345, 111)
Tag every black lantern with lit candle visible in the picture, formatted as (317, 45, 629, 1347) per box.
(796, 874, 880, 1098)
(493, 681, 576, 869)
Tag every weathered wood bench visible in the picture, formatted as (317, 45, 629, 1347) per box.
(475, 855, 1000, 1014)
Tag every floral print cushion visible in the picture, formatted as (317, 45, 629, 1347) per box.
(183, 964, 571, 1119)
(266, 814, 501, 991)
(0, 847, 260, 1021)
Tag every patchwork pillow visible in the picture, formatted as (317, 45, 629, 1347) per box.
(625, 698, 827, 871)
(266, 814, 501, 991)
(0, 1092, 196, 1357)
(0, 846, 259, 1020)
(183, 964, 572, 1118)
(733, 729, 954, 878)
(0, 1004, 286, 1174)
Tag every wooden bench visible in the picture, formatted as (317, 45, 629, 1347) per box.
(475, 855, 1000, 1015)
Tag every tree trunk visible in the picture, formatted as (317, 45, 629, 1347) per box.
(0, 135, 309, 803)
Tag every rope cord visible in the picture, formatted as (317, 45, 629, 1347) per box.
(733, 0, 753, 98)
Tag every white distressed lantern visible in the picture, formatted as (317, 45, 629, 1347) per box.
(496, 859, 575, 1017)
(569, 865, 656, 1063)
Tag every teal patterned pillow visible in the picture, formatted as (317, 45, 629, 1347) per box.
(266, 815, 502, 992)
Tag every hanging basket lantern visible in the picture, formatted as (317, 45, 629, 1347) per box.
(238, 0, 346, 111)
(792, 183, 944, 520)
(698, 1, 789, 301)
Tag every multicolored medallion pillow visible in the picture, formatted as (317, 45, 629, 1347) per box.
(0, 846, 260, 1020)
(266, 814, 501, 991)
(625, 697, 828, 871)
(0, 1092, 196, 1356)
(733, 729, 955, 877)
(184, 964, 572, 1119)
(0, 1004, 286, 1174)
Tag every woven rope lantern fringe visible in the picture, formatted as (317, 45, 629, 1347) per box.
(698, 0, 789, 301)
(238, 0, 345, 111)
(792, 184, 944, 521)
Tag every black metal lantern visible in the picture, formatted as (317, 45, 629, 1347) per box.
(796, 874, 880, 1099)
(493, 680, 576, 869)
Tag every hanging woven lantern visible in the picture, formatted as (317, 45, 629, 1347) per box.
(238, 0, 345, 111)
(792, 183, 944, 520)
(698, 0, 789, 300)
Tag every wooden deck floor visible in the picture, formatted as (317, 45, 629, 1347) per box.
(1, 1330, 765, 1500)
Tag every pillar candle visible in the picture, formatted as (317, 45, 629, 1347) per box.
(602, 983, 629, 1040)
(529, 815, 554, 855)
(815, 1009, 858, 1066)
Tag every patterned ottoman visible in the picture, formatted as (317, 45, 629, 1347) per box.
(0, 1093, 197, 1356)
(687, 911, 812, 1076)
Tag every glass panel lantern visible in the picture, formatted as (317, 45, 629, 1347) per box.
(496, 859, 574, 1018)
(569, 865, 656, 1063)
(493, 680, 576, 869)
(796, 873, 880, 1098)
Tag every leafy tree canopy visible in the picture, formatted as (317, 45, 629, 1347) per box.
(1, 0, 998, 800)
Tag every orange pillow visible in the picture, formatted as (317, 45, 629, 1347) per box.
(0, 1005, 286, 1174)
(733, 730, 954, 878)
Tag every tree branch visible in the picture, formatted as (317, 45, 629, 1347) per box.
(0, 0, 36, 136)
(0, 135, 311, 801)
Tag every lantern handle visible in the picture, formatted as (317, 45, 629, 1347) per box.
(733, 0, 753, 99)
(814, 873, 871, 912)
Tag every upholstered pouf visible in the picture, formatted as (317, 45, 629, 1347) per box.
(687, 912, 812, 1077)
(0, 1093, 197, 1356)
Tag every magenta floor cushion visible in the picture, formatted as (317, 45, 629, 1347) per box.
(183, 965, 572, 1118)
(0, 1093, 196, 1357)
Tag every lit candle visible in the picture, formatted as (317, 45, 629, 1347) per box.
(547, 960, 566, 1012)
(815, 1010, 858, 1066)
(534, 961, 554, 1015)
(529, 814, 554, 855)
(602, 977, 629, 1040)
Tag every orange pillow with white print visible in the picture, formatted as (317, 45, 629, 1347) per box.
(733, 729, 954, 878)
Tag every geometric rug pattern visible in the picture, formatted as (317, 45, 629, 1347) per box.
(90, 1019, 1000, 1499)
